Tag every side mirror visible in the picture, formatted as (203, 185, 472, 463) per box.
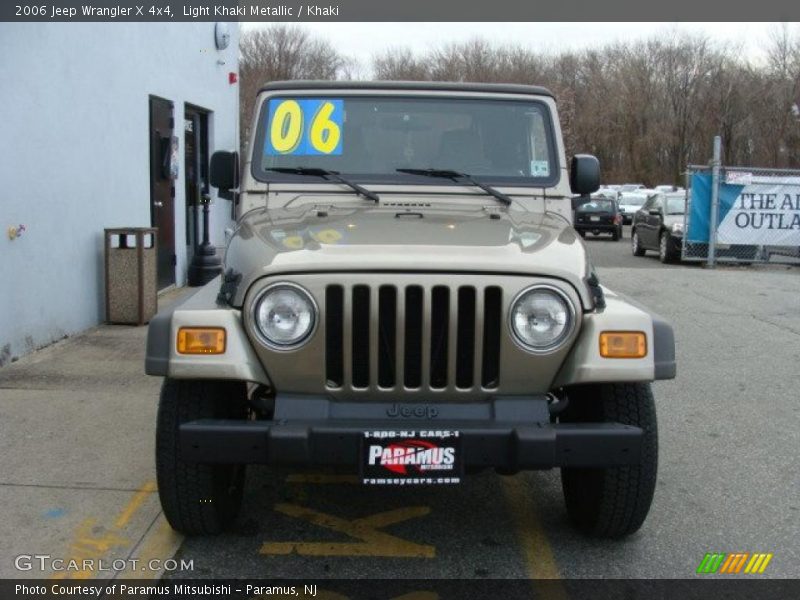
(569, 154, 601, 195)
(210, 151, 239, 201)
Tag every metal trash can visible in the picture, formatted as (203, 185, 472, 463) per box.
(104, 227, 158, 325)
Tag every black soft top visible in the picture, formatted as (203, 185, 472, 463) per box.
(258, 80, 554, 98)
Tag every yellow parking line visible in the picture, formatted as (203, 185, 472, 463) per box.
(261, 503, 435, 558)
(115, 513, 183, 579)
(52, 480, 158, 580)
(500, 475, 561, 580)
(114, 481, 157, 529)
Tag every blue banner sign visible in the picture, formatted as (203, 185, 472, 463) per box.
(687, 172, 800, 246)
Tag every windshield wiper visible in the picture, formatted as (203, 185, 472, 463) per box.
(267, 167, 379, 202)
(397, 168, 512, 206)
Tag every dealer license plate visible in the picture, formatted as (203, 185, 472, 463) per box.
(590, 216, 601, 222)
(360, 430, 463, 485)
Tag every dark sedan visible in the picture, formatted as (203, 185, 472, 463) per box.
(574, 198, 624, 241)
(631, 193, 686, 262)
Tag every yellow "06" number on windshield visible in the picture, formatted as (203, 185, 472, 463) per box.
(270, 100, 304, 154)
(268, 99, 342, 155)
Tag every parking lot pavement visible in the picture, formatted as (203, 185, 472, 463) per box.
(0, 287, 193, 580)
(3, 237, 798, 584)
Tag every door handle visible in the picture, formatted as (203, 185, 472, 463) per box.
(153, 201, 164, 208)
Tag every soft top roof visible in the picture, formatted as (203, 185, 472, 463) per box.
(259, 80, 554, 98)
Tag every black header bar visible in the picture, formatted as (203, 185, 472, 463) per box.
(2, 0, 800, 22)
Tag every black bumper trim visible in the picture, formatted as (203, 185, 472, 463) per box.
(179, 419, 642, 469)
(574, 224, 618, 232)
(144, 309, 173, 376)
(652, 314, 677, 380)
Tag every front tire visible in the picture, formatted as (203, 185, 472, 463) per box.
(659, 230, 678, 263)
(631, 229, 645, 256)
(156, 378, 249, 535)
(560, 382, 658, 538)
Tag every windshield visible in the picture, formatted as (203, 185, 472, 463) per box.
(254, 95, 557, 185)
(665, 196, 686, 215)
(577, 199, 615, 212)
(621, 195, 647, 207)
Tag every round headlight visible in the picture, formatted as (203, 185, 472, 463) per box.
(510, 286, 574, 352)
(253, 283, 316, 349)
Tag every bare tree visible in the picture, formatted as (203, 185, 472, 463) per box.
(414, 30, 796, 180)
(239, 27, 800, 182)
(756, 24, 800, 166)
(373, 47, 430, 80)
(239, 26, 350, 153)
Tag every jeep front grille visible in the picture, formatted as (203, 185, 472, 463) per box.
(324, 283, 502, 392)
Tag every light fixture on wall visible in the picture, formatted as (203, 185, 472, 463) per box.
(214, 23, 230, 50)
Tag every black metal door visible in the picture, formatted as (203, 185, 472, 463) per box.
(184, 106, 209, 261)
(149, 96, 176, 290)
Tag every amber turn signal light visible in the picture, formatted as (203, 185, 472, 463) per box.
(177, 327, 226, 354)
(599, 331, 647, 358)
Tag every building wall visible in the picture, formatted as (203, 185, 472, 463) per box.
(0, 23, 239, 364)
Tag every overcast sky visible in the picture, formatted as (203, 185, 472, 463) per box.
(241, 22, 793, 73)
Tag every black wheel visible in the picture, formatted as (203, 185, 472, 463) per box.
(631, 229, 645, 256)
(659, 230, 677, 263)
(560, 382, 658, 538)
(156, 378, 249, 535)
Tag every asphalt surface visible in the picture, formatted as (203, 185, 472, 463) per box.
(169, 226, 800, 582)
(0, 290, 190, 580)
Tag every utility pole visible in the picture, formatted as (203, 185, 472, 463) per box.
(707, 136, 722, 268)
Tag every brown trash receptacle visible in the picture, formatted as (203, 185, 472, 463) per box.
(104, 228, 158, 325)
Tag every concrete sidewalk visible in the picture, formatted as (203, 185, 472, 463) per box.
(0, 287, 192, 580)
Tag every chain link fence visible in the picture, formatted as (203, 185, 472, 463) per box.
(682, 154, 800, 266)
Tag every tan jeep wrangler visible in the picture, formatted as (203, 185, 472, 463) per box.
(145, 81, 675, 538)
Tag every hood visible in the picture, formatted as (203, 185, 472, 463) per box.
(224, 198, 592, 308)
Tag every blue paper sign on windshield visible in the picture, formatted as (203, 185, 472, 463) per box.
(264, 98, 343, 156)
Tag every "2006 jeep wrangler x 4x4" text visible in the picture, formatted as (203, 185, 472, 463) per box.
(146, 81, 675, 539)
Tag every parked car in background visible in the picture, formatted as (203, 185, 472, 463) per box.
(574, 197, 623, 240)
(618, 191, 651, 224)
(654, 185, 685, 193)
(594, 188, 620, 201)
(620, 183, 646, 192)
(631, 192, 686, 262)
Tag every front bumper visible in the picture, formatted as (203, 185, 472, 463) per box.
(180, 395, 643, 470)
(574, 223, 619, 234)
